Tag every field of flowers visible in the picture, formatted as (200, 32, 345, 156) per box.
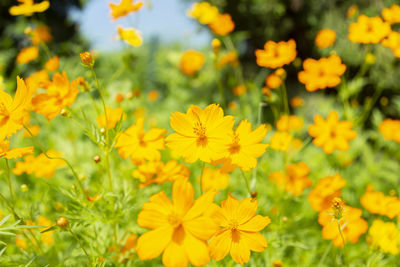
(1, 0, 400, 266)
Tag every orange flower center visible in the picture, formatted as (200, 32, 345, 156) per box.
(138, 133, 147, 147)
(167, 212, 182, 228)
(0, 103, 10, 126)
(228, 134, 241, 154)
(193, 121, 208, 147)
(228, 219, 239, 230)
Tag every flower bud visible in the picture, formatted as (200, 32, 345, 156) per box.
(211, 38, 221, 54)
(93, 155, 101, 163)
(60, 109, 69, 117)
(80, 51, 94, 67)
(332, 197, 345, 220)
(20, 184, 28, 192)
(56, 216, 69, 229)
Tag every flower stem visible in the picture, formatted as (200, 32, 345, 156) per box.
(69, 228, 92, 265)
(240, 169, 252, 197)
(280, 82, 290, 115)
(4, 159, 14, 203)
(105, 151, 113, 192)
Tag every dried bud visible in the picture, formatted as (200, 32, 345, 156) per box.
(60, 109, 69, 117)
(56, 216, 69, 229)
(250, 191, 257, 199)
(80, 51, 94, 67)
(332, 197, 345, 220)
(211, 38, 221, 54)
(93, 155, 101, 163)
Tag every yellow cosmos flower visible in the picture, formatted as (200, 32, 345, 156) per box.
(315, 29, 336, 49)
(200, 167, 230, 192)
(26, 70, 50, 94)
(136, 178, 218, 267)
(147, 90, 159, 101)
(0, 140, 33, 159)
(232, 84, 247, 96)
(187, 2, 219, 24)
(224, 120, 268, 171)
(115, 117, 167, 163)
(276, 115, 303, 132)
(382, 31, 400, 58)
(307, 173, 346, 212)
(368, 219, 400, 255)
(255, 39, 297, 69)
(96, 107, 126, 130)
(265, 73, 282, 89)
(45, 56, 59, 72)
(109, 0, 143, 20)
(318, 204, 368, 247)
(298, 55, 346, 92)
(209, 13, 235, 36)
(208, 195, 271, 265)
(166, 104, 234, 163)
(117, 26, 143, 47)
(0, 76, 32, 140)
(290, 96, 304, 108)
(348, 15, 390, 44)
(180, 50, 205, 76)
(132, 160, 190, 188)
(308, 111, 357, 154)
(382, 4, 400, 24)
(32, 71, 80, 120)
(269, 162, 312, 196)
(31, 25, 52, 45)
(216, 51, 239, 68)
(379, 118, 400, 143)
(16, 46, 39, 64)
(270, 131, 292, 151)
(361, 185, 400, 220)
(9, 0, 50, 16)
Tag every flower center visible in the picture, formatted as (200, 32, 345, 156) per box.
(167, 212, 182, 228)
(193, 121, 208, 147)
(228, 219, 239, 230)
(0, 103, 10, 126)
(228, 134, 241, 154)
(138, 133, 147, 147)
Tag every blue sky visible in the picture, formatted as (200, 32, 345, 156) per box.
(71, 0, 210, 50)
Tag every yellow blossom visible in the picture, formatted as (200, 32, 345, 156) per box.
(348, 15, 390, 44)
(9, 0, 50, 16)
(379, 118, 400, 143)
(180, 50, 205, 76)
(369, 219, 400, 255)
(109, 0, 143, 20)
(308, 174, 346, 212)
(255, 39, 297, 69)
(382, 4, 400, 24)
(232, 84, 247, 96)
(96, 107, 126, 129)
(270, 131, 292, 151)
(187, 2, 219, 24)
(199, 167, 230, 192)
(315, 29, 336, 49)
(269, 162, 312, 196)
(276, 115, 303, 132)
(45, 56, 59, 72)
(117, 26, 143, 47)
(31, 25, 52, 45)
(382, 31, 400, 58)
(209, 13, 235, 36)
(16, 46, 39, 64)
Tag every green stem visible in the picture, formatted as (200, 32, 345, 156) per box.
(4, 159, 14, 203)
(40, 42, 52, 59)
(240, 169, 252, 197)
(105, 152, 113, 192)
(215, 73, 226, 110)
(69, 228, 92, 265)
(90, 66, 108, 128)
(356, 86, 384, 126)
(280, 82, 290, 115)
(199, 162, 206, 194)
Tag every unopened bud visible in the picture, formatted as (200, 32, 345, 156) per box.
(21, 184, 28, 192)
(56, 216, 69, 229)
(332, 197, 345, 220)
(93, 155, 101, 163)
(211, 38, 221, 54)
(80, 51, 94, 67)
(60, 109, 69, 117)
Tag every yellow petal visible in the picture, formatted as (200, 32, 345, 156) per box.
(162, 239, 188, 267)
(184, 190, 216, 220)
(230, 233, 251, 265)
(238, 215, 271, 232)
(172, 178, 194, 214)
(136, 225, 173, 260)
(241, 231, 267, 252)
(183, 217, 218, 240)
(209, 229, 231, 261)
(183, 232, 210, 266)
(237, 198, 257, 224)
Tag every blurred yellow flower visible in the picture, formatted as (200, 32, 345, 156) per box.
(382, 31, 400, 58)
(269, 162, 312, 196)
(45, 56, 59, 72)
(16, 46, 39, 64)
(361, 185, 400, 220)
(187, 2, 219, 24)
(9, 0, 50, 16)
(348, 15, 390, 44)
(166, 104, 234, 163)
(255, 39, 297, 69)
(208, 195, 271, 264)
(96, 107, 126, 129)
(265, 73, 282, 89)
(109, 0, 143, 20)
(117, 26, 143, 47)
(23, 125, 40, 137)
(379, 118, 400, 143)
(308, 111, 356, 154)
(232, 84, 247, 96)
(270, 131, 292, 151)
(308, 174, 346, 212)
(298, 55, 346, 92)
(136, 178, 218, 267)
(26, 70, 50, 94)
(276, 115, 303, 132)
(368, 219, 400, 255)
(216, 51, 238, 68)
(209, 13, 235, 36)
(180, 50, 205, 76)
(382, 4, 400, 24)
(0, 76, 32, 140)
(290, 97, 304, 108)
(0, 140, 33, 159)
(147, 90, 159, 101)
(315, 29, 336, 49)
(31, 25, 52, 45)
(199, 167, 230, 192)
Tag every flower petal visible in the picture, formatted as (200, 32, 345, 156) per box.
(241, 231, 267, 252)
(238, 215, 271, 232)
(209, 229, 231, 261)
(136, 225, 173, 260)
(183, 232, 210, 266)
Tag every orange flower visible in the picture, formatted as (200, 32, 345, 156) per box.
(9, 0, 50, 16)
(382, 4, 400, 24)
(115, 93, 125, 103)
(45, 56, 59, 72)
(187, 2, 219, 24)
(308, 111, 357, 154)
(348, 15, 390, 44)
(208, 195, 271, 264)
(307, 174, 346, 212)
(96, 107, 126, 129)
(265, 73, 282, 89)
(117, 26, 143, 47)
(25, 70, 50, 94)
(269, 162, 312, 196)
(199, 167, 230, 192)
(276, 115, 303, 132)
(216, 51, 238, 68)
(32, 72, 80, 120)
(0, 140, 33, 159)
(378, 118, 400, 143)
(232, 84, 247, 96)
(180, 50, 205, 76)
(290, 96, 304, 108)
(31, 25, 52, 45)
(109, 0, 143, 20)
(382, 31, 400, 58)
(209, 13, 235, 36)
(147, 90, 159, 101)
(315, 29, 336, 49)
(361, 185, 400, 220)
(16, 46, 39, 64)
(298, 55, 346, 92)
(255, 39, 297, 69)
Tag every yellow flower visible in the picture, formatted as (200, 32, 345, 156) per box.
(276, 115, 303, 132)
(307, 174, 346, 212)
(346, 5, 358, 18)
(269, 162, 312, 196)
(136, 178, 218, 267)
(315, 29, 336, 49)
(180, 50, 205, 76)
(308, 111, 357, 154)
(298, 55, 346, 92)
(270, 131, 292, 151)
(199, 167, 230, 192)
(32, 71, 80, 120)
(166, 104, 234, 163)
(232, 84, 247, 96)
(216, 51, 238, 68)
(361, 185, 400, 220)
(382, 31, 400, 58)
(132, 160, 190, 188)
(224, 120, 268, 171)
(96, 107, 126, 129)
(382, 4, 400, 24)
(318, 204, 368, 247)
(208, 194, 271, 264)
(265, 73, 282, 89)
(255, 39, 297, 69)
(16, 46, 39, 64)
(26, 70, 50, 94)
(9, 0, 50, 16)
(147, 90, 159, 101)
(209, 13, 235, 36)
(187, 2, 219, 24)
(115, 118, 167, 163)
(348, 15, 390, 44)
(0, 140, 33, 159)
(290, 96, 304, 108)
(0, 76, 32, 140)
(37, 216, 55, 246)
(368, 219, 400, 255)
(109, 0, 143, 20)
(117, 26, 143, 47)
(31, 25, 52, 45)
(379, 118, 400, 143)
(45, 56, 59, 72)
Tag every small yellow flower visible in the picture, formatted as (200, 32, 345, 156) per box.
(290, 97, 304, 108)
(368, 219, 400, 255)
(308, 174, 346, 212)
(348, 15, 390, 44)
(209, 13, 235, 36)
(96, 107, 126, 129)
(45, 56, 59, 72)
(315, 29, 336, 49)
(265, 73, 282, 89)
(255, 39, 297, 69)
(270, 131, 292, 151)
(269, 162, 312, 196)
(16, 46, 39, 64)
(382, 4, 400, 24)
(187, 2, 219, 24)
(180, 50, 205, 76)
(276, 115, 303, 132)
(31, 25, 52, 45)
(117, 26, 143, 47)
(9, 0, 50, 16)
(232, 84, 247, 96)
(109, 0, 143, 21)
